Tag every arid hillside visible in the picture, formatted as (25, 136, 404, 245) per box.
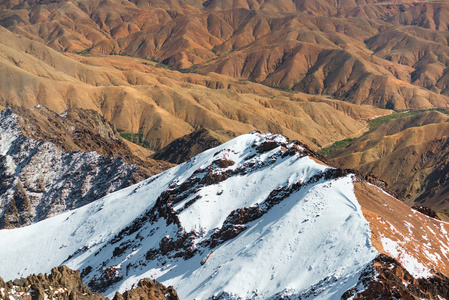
(1, 0, 449, 109)
(0, 26, 385, 150)
(328, 110, 449, 213)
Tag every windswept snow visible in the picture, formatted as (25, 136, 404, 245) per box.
(167, 176, 377, 299)
(0, 132, 379, 299)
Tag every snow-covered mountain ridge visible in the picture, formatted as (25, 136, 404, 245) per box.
(0, 132, 448, 299)
(0, 107, 146, 228)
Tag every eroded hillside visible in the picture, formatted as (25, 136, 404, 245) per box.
(1, 0, 449, 109)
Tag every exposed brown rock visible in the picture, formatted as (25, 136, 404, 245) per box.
(0, 266, 107, 300)
(256, 141, 281, 153)
(112, 279, 179, 300)
(412, 206, 440, 220)
(0, 266, 178, 300)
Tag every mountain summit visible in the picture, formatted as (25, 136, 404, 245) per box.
(0, 132, 448, 299)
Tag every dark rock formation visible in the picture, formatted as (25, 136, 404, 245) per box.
(153, 128, 234, 164)
(412, 206, 441, 220)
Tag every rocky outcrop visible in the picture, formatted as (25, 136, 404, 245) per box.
(412, 206, 441, 220)
(0, 266, 106, 300)
(0, 266, 178, 300)
(112, 279, 179, 300)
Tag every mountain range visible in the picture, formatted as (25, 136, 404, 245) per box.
(2, 0, 449, 110)
(2, 0, 449, 298)
(0, 25, 385, 151)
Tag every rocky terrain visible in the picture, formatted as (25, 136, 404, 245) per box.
(112, 279, 179, 300)
(0, 106, 171, 228)
(0, 265, 178, 300)
(344, 254, 449, 299)
(328, 110, 449, 213)
(0, 132, 448, 299)
(11, 105, 173, 176)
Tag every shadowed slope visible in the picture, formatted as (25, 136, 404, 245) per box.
(152, 128, 235, 164)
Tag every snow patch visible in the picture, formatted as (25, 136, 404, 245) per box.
(381, 237, 432, 278)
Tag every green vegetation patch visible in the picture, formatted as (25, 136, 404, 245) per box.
(318, 138, 357, 156)
(368, 108, 449, 130)
(178, 65, 198, 73)
(76, 49, 90, 56)
(117, 129, 151, 149)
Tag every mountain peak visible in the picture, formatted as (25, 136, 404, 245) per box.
(0, 132, 448, 299)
